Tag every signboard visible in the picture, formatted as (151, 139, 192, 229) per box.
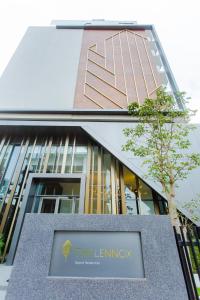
(49, 231, 144, 278)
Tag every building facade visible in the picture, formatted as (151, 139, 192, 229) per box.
(0, 20, 199, 265)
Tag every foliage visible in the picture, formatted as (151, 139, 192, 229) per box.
(183, 195, 200, 224)
(189, 243, 200, 274)
(122, 88, 200, 226)
(0, 233, 4, 257)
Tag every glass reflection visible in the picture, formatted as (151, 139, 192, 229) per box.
(58, 199, 73, 213)
(0, 135, 167, 221)
(73, 146, 87, 173)
(40, 198, 56, 213)
(102, 151, 111, 214)
(123, 167, 138, 215)
(32, 180, 80, 214)
(0, 145, 20, 198)
(139, 180, 155, 215)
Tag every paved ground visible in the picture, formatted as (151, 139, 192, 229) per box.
(0, 265, 13, 300)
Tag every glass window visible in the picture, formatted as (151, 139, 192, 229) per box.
(40, 198, 56, 213)
(89, 146, 98, 213)
(93, 146, 98, 172)
(57, 143, 64, 173)
(0, 145, 13, 183)
(73, 146, 87, 173)
(0, 145, 20, 198)
(139, 180, 155, 215)
(47, 142, 59, 173)
(156, 194, 168, 215)
(32, 180, 80, 214)
(65, 145, 73, 173)
(36, 141, 47, 172)
(58, 199, 73, 213)
(30, 144, 43, 172)
(123, 167, 138, 215)
(140, 200, 155, 215)
(102, 151, 111, 214)
(74, 197, 79, 213)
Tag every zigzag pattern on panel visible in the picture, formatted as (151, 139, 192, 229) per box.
(83, 30, 161, 109)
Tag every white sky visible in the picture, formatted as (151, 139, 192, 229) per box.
(0, 0, 199, 122)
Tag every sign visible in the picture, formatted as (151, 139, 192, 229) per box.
(49, 231, 144, 278)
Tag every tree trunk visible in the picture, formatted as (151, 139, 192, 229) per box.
(167, 183, 180, 228)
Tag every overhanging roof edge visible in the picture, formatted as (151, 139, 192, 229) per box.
(56, 24, 153, 30)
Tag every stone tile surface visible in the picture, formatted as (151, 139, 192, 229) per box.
(6, 214, 188, 300)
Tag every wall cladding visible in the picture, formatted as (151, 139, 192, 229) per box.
(74, 29, 164, 109)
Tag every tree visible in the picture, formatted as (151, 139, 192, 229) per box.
(0, 234, 4, 258)
(122, 88, 200, 227)
(182, 195, 200, 224)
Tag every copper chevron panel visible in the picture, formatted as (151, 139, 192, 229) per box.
(74, 29, 164, 109)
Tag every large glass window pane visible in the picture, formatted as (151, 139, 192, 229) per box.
(0, 145, 13, 184)
(89, 146, 98, 213)
(47, 140, 60, 173)
(42, 182, 56, 195)
(40, 198, 56, 213)
(58, 199, 73, 213)
(123, 167, 138, 215)
(139, 180, 155, 215)
(141, 200, 155, 215)
(65, 145, 73, 173)
(73, 146, 87, 173)
(30, 144, 43, 172)
(57, 143, 64, 173)
(0, 145, 20, 198)
(74, 197, 79, 213)
(93, 146, 98, 172)
(155, 193, 168, 215)
(37, 141, 47, 172)
(59, 182, 80, 196)
(102, 151, 111, 214)
(32, 180, 80, 214)
(14, 144, 32, 196)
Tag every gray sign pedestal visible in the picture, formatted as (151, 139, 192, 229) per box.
(6, 214, 188, 300)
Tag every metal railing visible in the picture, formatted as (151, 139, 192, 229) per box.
(174, 226, 200, 300)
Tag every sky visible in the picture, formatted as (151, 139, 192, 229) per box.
(0, 0, 199, 122)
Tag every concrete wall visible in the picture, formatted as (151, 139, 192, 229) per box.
(0, 27, 83, 110)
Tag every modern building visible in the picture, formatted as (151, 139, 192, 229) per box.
(0, 20, 199, 268)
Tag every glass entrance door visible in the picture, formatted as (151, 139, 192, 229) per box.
(39, 197, 56, 213)
(38, 196, 79, 214)
(31, 178, 81, 214)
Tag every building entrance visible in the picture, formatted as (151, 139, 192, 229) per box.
(31, 178, 81, 214)
(6, 174, 85, 265)
(38, 196, 79, 214)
